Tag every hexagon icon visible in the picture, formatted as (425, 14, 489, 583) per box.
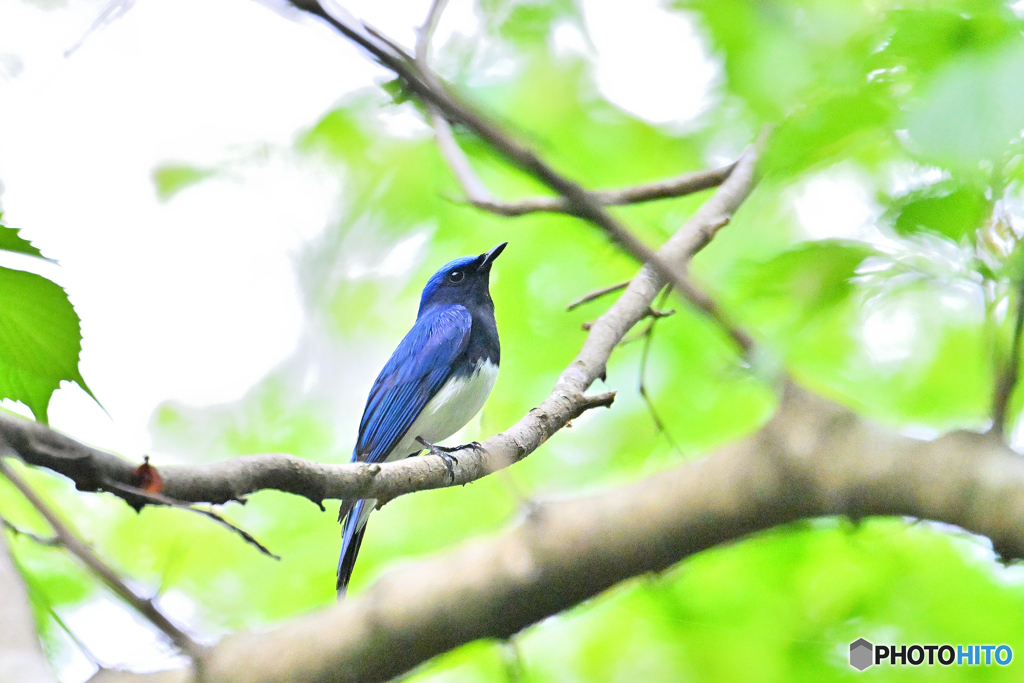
(850, 638, 874, 671)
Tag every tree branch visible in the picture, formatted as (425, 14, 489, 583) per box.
(1, 146, 758, 517)
(85, 380, 1024, 683)
(0, 458, 204, 660)
(1, 516, 60, 547)
(412, 0, 733, 219)
(414, 0, 446, 63)
(566, 280, 629, 311)
(469, 163, 737, 217)
(281, 0, 752, 350)
(412, 0, 494, 203)
(99, 480, 280, 560)
(0, 526, 58, 683)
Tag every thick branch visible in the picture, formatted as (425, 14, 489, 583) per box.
(0, 528, 58, 683)
(2, 147, 758, 515)
(87, 381, 1024, 683)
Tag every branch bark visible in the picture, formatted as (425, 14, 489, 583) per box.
(87, 379, 1024, 683)
(468, 163, 737, 217)
(0, 147, 758, 519)
(83, 131, 769, 683)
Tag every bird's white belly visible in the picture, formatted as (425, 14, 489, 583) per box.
(388, 358, 498, 461)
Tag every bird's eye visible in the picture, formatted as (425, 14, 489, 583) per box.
(449, 270, 465, 283)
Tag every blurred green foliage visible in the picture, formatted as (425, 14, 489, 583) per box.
(151, 164, 218, 202)
(7, 0, 1024, 681)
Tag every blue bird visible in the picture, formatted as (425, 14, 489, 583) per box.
(337, 242, 506, 593)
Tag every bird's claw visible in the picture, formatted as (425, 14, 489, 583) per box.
(437, 451, 458, 483)
(415, 436, 469, 483)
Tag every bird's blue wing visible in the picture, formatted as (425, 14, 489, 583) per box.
(354, 305, 472, 464)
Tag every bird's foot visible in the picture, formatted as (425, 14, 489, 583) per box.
(415, 437, 482, 483)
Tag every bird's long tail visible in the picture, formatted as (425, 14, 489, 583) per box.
(337, 498, 372, 596)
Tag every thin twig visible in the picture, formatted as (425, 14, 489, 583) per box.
(48, 602, 107, 671)
(471, 163, 737, 217)
(638, 288, 683, 454)
(428, 107, 493, 200)
(415, 0, 448, 62)
(0, 458, 204, 659)
(581, 306, 674, 331)
(991, 279, 1024, 437)
(412, 3, 732, 221)
(567, 281, 629, 311)
(414, 0, 493, 202)
(102, 480, 280, 560)
(1, 515, 60, 546)
(616, 327, 653, 346)
(64, 0, 136, 57)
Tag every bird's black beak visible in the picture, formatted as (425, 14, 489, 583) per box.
(476, 242, 507, 271)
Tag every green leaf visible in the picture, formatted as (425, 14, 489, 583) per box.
(904, 40, 1024, 169)
(151, 164, 217, 201)
(0, 266, 87, 423)
(731, 240, 876, 337)
(380, 78, 414, 105)
(1002, 235, 1024, 283)
(298, 102, 373, 162)
(763, 88, 893, 177)
(479, 0, 586, 48)
(897, 324, 991, 424)
(874, 8, 1018, 76)
(891, 184, 991, 241)
(0, 214, 46, 260)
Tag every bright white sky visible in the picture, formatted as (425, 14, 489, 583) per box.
(0, 0, 718, 679)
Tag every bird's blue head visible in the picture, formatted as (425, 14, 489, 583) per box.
(418, 242, 506, 315)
